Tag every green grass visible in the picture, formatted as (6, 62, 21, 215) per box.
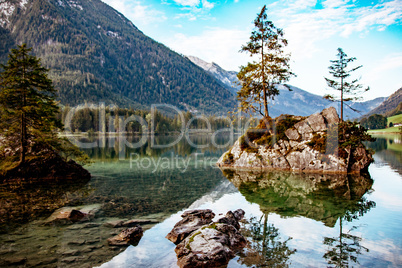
(388, 114, 402, 125)
(368, 126, 401, 134)
(368, 114, 402, 133)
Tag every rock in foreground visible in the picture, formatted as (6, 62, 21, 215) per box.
(217, 107, 373, 173)
(166, 209, 215, 245)
(167, 209, 247, 268)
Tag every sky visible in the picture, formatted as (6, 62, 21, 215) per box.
(100, 0, 402, 100)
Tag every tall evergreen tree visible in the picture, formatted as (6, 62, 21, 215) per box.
(237, 5, 294, 118)
(0, 44, 62, 164)
(324, 48, 369, 121)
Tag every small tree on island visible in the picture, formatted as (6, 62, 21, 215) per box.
(324, 48, 369, 121)
(237, 5, 294, 119)
(0, 44, 86, 168)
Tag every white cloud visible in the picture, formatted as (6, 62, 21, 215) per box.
(168, 0, 215, 21)
(364, 53, 402, 84)
(101, 0, 166, 25)
(202, 0, 214, 10)
(165, 27, 250, 71)
(173, 0, 200, 7)
(341, 0, 402, 37)
(271, 0, 402, 60)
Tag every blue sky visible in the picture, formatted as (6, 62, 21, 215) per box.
(101, 0, 402, 100)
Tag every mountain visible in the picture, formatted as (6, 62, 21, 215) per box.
(187, 56, 240, 95)
(0, 0, 237, 114)
(188, 56, 387, 119)
(364, 88, 402, 117)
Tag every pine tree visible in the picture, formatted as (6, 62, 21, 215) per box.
(237, 5, 294, 118)
(324, 48, 369, 121)
(0, 44, 62, 164)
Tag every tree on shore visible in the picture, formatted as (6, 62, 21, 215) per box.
(0, 44, 84, 167)
(237, 5, 294, 119)
(324, 48, 369, 121)
(360, 114, 387, 130)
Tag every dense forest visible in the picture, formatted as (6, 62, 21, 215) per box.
(59, 106, 254, 134)
(0, 0, 237, 115)
(360, 114, 387, 130)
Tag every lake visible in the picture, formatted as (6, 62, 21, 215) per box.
(0, 133, 401, 267)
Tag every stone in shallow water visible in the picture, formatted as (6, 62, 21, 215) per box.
(166, 209, 215, 245)
(168, 209, 247, 268)
(103, 220, 125, 228)
(107, 226, 143, 247)
(43, 204, 101, 225)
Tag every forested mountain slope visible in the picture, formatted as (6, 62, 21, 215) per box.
(364, 88, 402, 117)
(0, 0, 237, 114)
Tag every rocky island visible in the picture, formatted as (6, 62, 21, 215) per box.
(217, 107, 374, 173)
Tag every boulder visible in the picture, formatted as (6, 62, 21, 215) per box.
(107, 226, 143, 246)
(306, 113, 326, 132)
(166, 209, 215, 244)
(285, 128, 300, 140)
(168, 209, 247, 268)
(175, 224, 247, 268)
(294, 120, 313, 135)
(216, 209, 245, 230)
(322, 107, 340, 125)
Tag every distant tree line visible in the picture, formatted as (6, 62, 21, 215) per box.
(59, 106, 250, 134)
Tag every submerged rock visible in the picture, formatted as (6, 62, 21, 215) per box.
(107, 226, 143, 246)
(43, 204, 100, 225)
(167, 209, 247, 268)
(217, 107, 373, 173)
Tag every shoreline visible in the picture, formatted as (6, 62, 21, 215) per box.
(58, 131, 243, 137)
(369, 131, 401, 135)
(218, 165, 359, 175)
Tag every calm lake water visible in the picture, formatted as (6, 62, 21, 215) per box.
(0, 133, 401, 267)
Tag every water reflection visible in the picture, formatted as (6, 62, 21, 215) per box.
(222, 169, 374, 227)
(366, 134, 402, 175)
(322, 182, 376, 267)
(221, 169, 376, 267)
(77, 134, 232, 160)
(0, 135, 231, 267)
(238, 215, 296, 267)
(1, 134, 399, 267)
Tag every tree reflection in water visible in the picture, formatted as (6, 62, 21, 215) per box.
(238, 213, 296, 267)
(323, 197, 376, 267)
(221, 169, 376, 267)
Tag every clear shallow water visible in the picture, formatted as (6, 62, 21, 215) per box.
(0, 134, 401, 267)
